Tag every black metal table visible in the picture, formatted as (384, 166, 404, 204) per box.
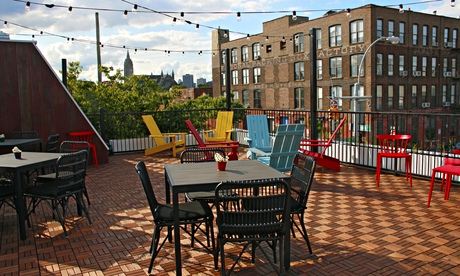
(0, 152, 62, 240)
(0, 138, 42, 152)
(164, 160, 290, 275)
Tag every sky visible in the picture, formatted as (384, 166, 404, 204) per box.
(0, 0, 459, 83)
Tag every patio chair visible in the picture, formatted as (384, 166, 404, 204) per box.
(135, 161, 216, 274)
(255, 124, 305, 172)
(60, 141, 92, 205)
(214, 179, 290, 275)
(45, 134, 60, 153)
(203, 111, 234, 142)
(0, 177, 15, 211)
(142, 115, 186, 157)
(68, 131, 99, 167)
(288, 153, 316, 255)
(299, 116, 346, 172)
(185, 119, 239, 160)
(246, 115, 272, 159)
(376, 134, 412, 187)
(25, 150, 91, 236)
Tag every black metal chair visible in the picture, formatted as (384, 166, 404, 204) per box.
(25, 150, 91, 236)
(59, 141, 91, 205)
(0, 177, 15, 211)
(45, 134, 60, 153)
(135, 161, 216, 274)
(289, 153, 316, 255)
(181, 148, 226, 204)
(214, 179, 290, 275)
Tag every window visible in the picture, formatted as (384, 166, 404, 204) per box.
(451, 84, 456, 104)
(231, 70, 238, 85)
(377, 19, 383, 38)
(318, 87, 323, 110)
(399, 22, 405, 44)
(253, 67, 261, 83)
(242, 68, 249, 84)
(317, 60, 323, 80)
(232, 91, 239, 100)
(421, 85, 427, 102)
(432, 57, 437, 77)
(453, 29, 458, 48)
(399, 55, 405, 75)
(432, 26, 438, 46)
(294, 62, 305, 80)
(350, 20, 364, 43)
(329, 57, 342, 78)
(412, 24, 418, 46)
(422, 25, 428, 46)
(442, 85, 447, 104)
(422, 57, 427, 76)
(443, 58, 448, 74)
(221, 50, 226, 64)
(329, 25, 342, 47)
(399, 85, 405, 109)
(252, 43, 260, 60)
(431, 85, 436, 106)
(444, 27, 450, 45)
(221, 72, 226, 86)
(376, 54, 383, 76)
(376, 85, 383, 110)
(388, 20, 395, 37)
(294, 33, 304, 53)
(453, 58, 457, 76)
(412, 56, 418, 73)
(350, 54, 364, 77)
(280, 41, 286, 50)
(331, 86, 343, 108)
(242, 90, 249, 106)
(388, 54, 394, 76)
(388, 85, 394, 109)
(316, 29, 322, 49)
(241, 46, 249, 62)
(253, 89, 262, 108)
(411, 85, 417, 107)
(231, 48, 237, 63)
(294, 87, 304, 109)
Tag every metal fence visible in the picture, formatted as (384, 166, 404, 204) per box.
(88, 108, 460, 180)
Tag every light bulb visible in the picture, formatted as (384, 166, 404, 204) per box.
(292, 11, 297, 21)
(451, 0, 455, 7)
(399, 4, 404, 14)
(237, 12, 241, 21)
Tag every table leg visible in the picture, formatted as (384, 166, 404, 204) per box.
(284, 223, 291, 271)
(164, 169, 172, 242)
(15, 170, 27, 240)
(427, 170, 436, 208)
(173, 191, 182, 276)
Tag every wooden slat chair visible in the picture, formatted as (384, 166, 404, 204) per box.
(255, 124, 305, 172)
(142, 115, 186, 157)
(299, 116, 346, 172)
(185, 119, 239, 160)
(203, 111, 234, 142)
(376, 134, 412, 187)
(246, 115, 272, 159)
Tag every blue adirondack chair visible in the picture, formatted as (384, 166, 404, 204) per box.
(246, 115, 272, 159)
(253, 124, 305, 172)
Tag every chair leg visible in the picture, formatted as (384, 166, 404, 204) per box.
(76, 192, 92, 224)
(220, 239, 226, 276)
(298, 213, 313, 255)
(47, 200, 67, 236)
(376, 156, 381, 187)
(149, 225, 162, 273)
(83, 186, 91, 205)
(427, 171, 436, 207)
(408, 156, 412, 187)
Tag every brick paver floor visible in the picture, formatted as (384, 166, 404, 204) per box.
(0, 151, 459, 275)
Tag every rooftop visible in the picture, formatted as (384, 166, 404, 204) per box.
(1, 151, 459, 275)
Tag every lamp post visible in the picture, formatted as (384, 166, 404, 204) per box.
(351, 35, 400, 138)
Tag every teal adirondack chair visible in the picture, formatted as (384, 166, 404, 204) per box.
(253, 124, 305, 172)
(246, 115, 272, 159)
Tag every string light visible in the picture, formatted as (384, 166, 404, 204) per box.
(180, 12, 184, 17)
(346, 8, 351, 17)
(173, 17, 177, 23)
(246, 34, 250, 40)
(399, 4, 404, 13)
(236, 12, 241, 21)
(25, 1, 30, 12)
(196, 24, 199, 28)
(132, 4, 138, 10)
(451, 0, 455, 7)
(45, 4, 55, 8)
(68, 6, 72, 12)
(292, 11, 297, 21)
(124, 10, 128, 16)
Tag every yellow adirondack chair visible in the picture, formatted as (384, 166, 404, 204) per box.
(203, 111, 234, 142)
(142, 115, 186, 157)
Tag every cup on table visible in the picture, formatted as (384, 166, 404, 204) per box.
(14, 152, 22, 159)
(217, 161, 227, 171)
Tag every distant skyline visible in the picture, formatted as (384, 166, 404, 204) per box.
(1, 0, 458, 82)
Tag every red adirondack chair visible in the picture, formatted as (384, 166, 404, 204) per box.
(185, 119, 239, 160)
(299, 116, 347, 171)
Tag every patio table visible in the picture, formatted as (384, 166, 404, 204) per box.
(0, 138, 42, 153)
(0, 152, 62, 240)
(428, 164, 460, 207)
(164, 160, 290, 275)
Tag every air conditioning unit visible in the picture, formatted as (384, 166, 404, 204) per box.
(444, 42, 453, 48)
(443, 71, 453, 77)
(432, 42, 439, 47)
(443, 102, 451, 107)
(421, 102, 431, 108)
(400, 70, 408, 77)
(413, 71, 422, 77)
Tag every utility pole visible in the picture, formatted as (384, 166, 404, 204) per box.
(309, 28, 318, 152)
(61, 58, 67, 88)
(95, 12, 102, 83)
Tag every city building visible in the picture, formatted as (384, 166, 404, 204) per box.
(212, 4, 459, 113)
(182, 74, 194, 88)
(197, 77, 207, 86)
(123, 50, 133, 77)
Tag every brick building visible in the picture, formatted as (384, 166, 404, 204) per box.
(211, 4, 459, 113)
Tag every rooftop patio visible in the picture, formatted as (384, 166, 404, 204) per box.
(1, 151, 459, 275)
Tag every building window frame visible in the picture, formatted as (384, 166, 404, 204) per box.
(253, 89, 262, 108)
(412, 24, 418, 46)
(431, 57, 437, 77)
(376, 85, 383, 111)
(432, 26, 438, 46)
(317, 59, 323, 80)
(252, 43, 261, 60)
(350, 20, 364, 44)
(329, 57, 342, 78)
(231, 48, 238, 64)
(294, 62, 305, 81)
(422, 25, 429, 46)
(294, 87, 305, 109)
(253, 67, 261, 84)
(376, 53, 383, 76)
(331, 86, 343, 108)
(242, 68, 249, 84)
(399, 55, 405, 75)
(399, 22, 405, 44)
(316, 29, 322, 49)
(231, 70, 238, 85)
(399, 85, 405, 109)
(350, 54, 364, 77)
(241, 46, 249, 62)
(388, 54, 394, 76)
(377, 19, 383, 38)
(388, 85, 394, 109)
(329, 25, 342, 47)
(388, 20, 395, 37)
(294, 32, 304, 53)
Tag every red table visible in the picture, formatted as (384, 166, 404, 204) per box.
(68, 131, 99, 166)
(428, 164, 460, 207)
